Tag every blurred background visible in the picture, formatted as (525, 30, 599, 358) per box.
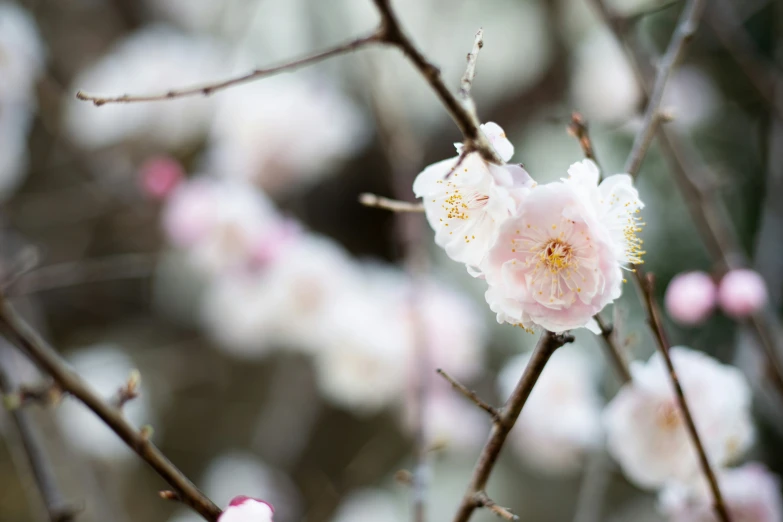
(0, 0, 781, 520)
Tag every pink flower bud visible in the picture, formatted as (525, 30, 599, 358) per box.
(139, 156, 184, 200)
(718, 269, 768, 318)
(664, 271, 717, 325)
(219, 496, 274, 522)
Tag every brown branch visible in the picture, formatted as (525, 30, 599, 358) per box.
(0, 356, 77, 522)
(623, 0, 706, 177)
(0, 300, 222, 521)
(634, 270, 730, 522)
(451, 331, 574, 522)
(593, 314, 632, 384)
(359, 193, 424, 213)
(111, 369, 141, 410)
(474, 491, 518, 521)
(436, 369, 500, 421)
(372, 0, 500, 163)
(75, 31, 382, 105)
(567, 112, 602, 172)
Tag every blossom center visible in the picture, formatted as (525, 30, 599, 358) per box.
(539, 239, 576, 274)
(655, 401, 681, 431)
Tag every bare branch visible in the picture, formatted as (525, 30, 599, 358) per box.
(567, 112, 602, 173)
(0, 300, 222, 521)
(634, 270, 730, 522)
(451, 331, 574, 522)
(593, 314, 632, 384)
(75, 31, 382, 105)
(474, 491, 518, 521)
(459, 29, 484, 114)
(623, 0, 706, 177)
(359, 193, 425, 213)
(111, 369, 141, 410)
(0, 356, 77, 522)
(436, 369, 500, 421)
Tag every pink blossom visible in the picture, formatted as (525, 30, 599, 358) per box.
(481, 160, 642, 332)
(664, 271, 717, 325)
(718, 269, 768, 319)
(660, 463, 782, 522)
(218, 496, 274, 522)
(139, 155, 184, 200)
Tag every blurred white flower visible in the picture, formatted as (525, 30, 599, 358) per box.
(218, 497, 274, 522)
(0, 106, 33, 199)
(330, 489, 401, 522)
(0, 2, 45, 104)
(201, 452, 301, 522)
(571, 28, 641, 124)
(659, 463, 783, 522)
(404, 388, 489, 452)
(665, 271, 718, 326)
(138, 155, 184, 200)
(144, 0, 226, 32)
(413, 123, 535, 267)
(482, 159, 643, 332)
(313, 273, 410, 415)
(58, 345, 155, 461)
(718, 269, 769, 319)
(662, 66, 721, 130)
(206, 74, 367, 195)
(162, 177, 282, 275)
(202, 233, 360, 357)
(604, 347, 754, 489)
(64, 25, 226, 150)
(497, 345, 603, 474)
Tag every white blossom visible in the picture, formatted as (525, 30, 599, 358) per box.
(162, 177, 282, 275)
(497, 346, 603, 474)
(201, 233, 360, 357)
(604, 347, 754, 489)
(0, 2, 45, 104)
(413, 123, 535, 267)
(218, 497, 274, 522)
(206, 74, 367, 195)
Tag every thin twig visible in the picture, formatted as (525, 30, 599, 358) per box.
(436, 369, 500, 421)
(359, 193, 424, 212)
(371, 0, 501, 163)
(623, 0, 706, 177)
(567, 112, 602, 173)
(0, 355, 76, 522)
(634, 270, 730, 522)
(593, 314, 632, 384)
(474, 491, 519, 521)
(451, 331, 574, 522)
(0, 300, 222, 521)
(459, 29, 484, 114)
(75, 31, 382, 105)
(5, 254, 158, 296)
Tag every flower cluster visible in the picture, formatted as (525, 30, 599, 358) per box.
(665, 269, 769, 326)
(414, 122, 644, 332)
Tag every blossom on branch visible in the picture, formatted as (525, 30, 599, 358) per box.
(218, 496, 274, 522)
(664, 271, 717, 326)
(481, 159, 643, 332)
(603, 347, 754, 489)
(413, 122, 535, 267)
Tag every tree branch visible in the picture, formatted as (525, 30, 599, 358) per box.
(451, 331, 574, 522)
(436, 369, 500, 422)
(0, 300, 222, 521)
(0, 356, 76, 522)
(75, 31, 382, 105)
(634, 270, 730, 522)
(623, 0, 706, 177)
(459, 29, 484, 114)
(474, 491, 518, 521)
(593, 314, 632, 384)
